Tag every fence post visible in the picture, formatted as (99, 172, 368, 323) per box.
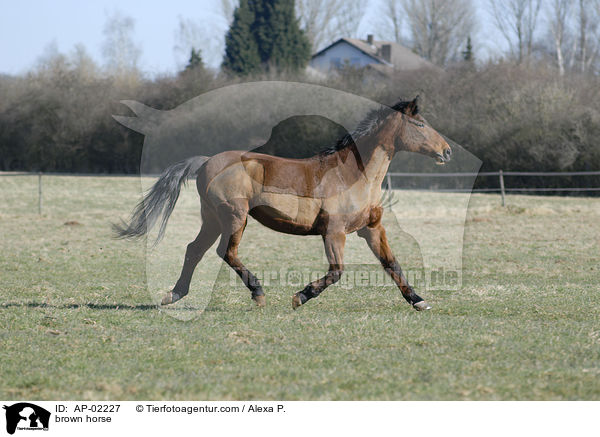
(386, 174, 393, 211)
(499, 170, 506, 207)
(38, 172, 42, 215)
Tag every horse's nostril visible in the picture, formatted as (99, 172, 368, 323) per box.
(444, 148, 452, 159)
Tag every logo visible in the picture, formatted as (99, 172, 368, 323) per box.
(3, 403, 50, 434)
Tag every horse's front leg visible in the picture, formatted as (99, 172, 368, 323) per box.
(292, 232, 345, 309)
(358, 223, 431, 311)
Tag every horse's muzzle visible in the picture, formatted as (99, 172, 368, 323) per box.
(435, 148, 452, 164)
(444, 147, 452, 161)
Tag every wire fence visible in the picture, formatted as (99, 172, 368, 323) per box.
(1, 170, 600, 214)
(0, 171, 139, 215)
(386, 170, 600, 206)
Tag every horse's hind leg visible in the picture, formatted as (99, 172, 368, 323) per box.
(216, 201, 266, 307)
(358, 223, 431, 311)
(161, 209, 221, 305)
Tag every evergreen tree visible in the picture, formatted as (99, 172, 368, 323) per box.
(223, 0, 311, 75)
(222, 0, 261, 75)
(261, 0, 311, 71)
(462, 36, 474, 63)
(185, 48, 204, 71)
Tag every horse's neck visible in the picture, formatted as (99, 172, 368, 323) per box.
(324, 138, 392, 184)
(355, 137, 393, 187)
(323, 118, 397, 194)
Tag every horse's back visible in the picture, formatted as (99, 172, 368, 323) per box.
(198, 150, 321, 198)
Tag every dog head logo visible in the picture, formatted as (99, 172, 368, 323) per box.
(3, 403, 50, 434)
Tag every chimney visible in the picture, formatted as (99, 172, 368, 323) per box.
(367, 34, 374, 45)
(381, 44, 392, 63)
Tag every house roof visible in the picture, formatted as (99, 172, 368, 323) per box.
(312, 37, 440, 72)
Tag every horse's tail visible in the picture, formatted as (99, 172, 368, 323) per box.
(113, 155, 209, 244)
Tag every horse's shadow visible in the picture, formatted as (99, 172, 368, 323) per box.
(0, 302, 157, 311)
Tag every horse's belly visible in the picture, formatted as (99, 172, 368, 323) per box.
(249, 193, 321, 234)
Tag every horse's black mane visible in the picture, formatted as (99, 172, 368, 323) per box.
(319, 99, 418, 156)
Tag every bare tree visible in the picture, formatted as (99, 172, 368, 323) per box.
(70, 44, 99, 80)
(296, 0, 345, 49)
(588, 0, 600, 72)
(402, 0, 476, 66)
(335, 0, 368, 39)
(524, 0, 542, 56)
(102, 10, 141, 75)
(574, 0, 600, 73)
(373, 0, 404, 43)
(173, 17, 203, 67)
(173, 16, 225, 70)
(488, 0, 542, 63)
(297, 0, 369, 48)
(547, 0, 573, 75)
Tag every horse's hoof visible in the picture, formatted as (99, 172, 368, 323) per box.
(413, 301, 432, 311)
(253, 295, 266, 307)
(161, 292, 174, 306)
(162, 291, 183, 306)
(292, 294, 303, 310)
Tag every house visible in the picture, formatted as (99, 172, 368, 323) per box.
(309, 34, 439, 76)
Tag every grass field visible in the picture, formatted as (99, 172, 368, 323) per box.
(1, 174, 599, 400)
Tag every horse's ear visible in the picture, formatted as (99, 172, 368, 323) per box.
(393, 96, 420, 116)
(406, 95, 420, 116)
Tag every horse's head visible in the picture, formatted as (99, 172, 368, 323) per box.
(392, 97, 452, 164)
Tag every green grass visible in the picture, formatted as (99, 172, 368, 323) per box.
(1, 174, 599, 400)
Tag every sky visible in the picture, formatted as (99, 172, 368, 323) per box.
(0, 0, 229, 76)
(0, 0, 508, 77)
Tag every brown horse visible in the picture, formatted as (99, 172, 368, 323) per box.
(115, 97, 451, 311)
